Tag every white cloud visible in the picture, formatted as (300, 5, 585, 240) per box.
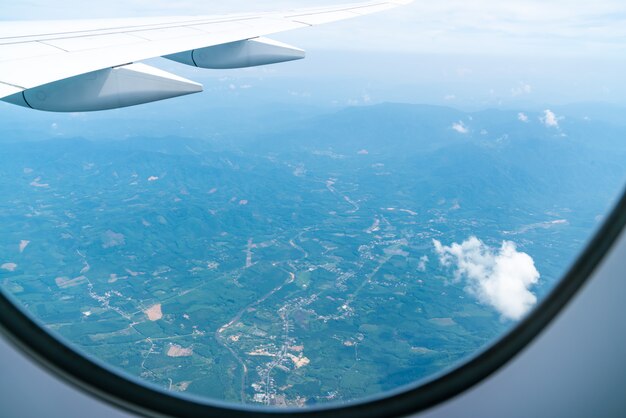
(417, 255, 429, 272)
(29, 177, 49, 188)
(19, 240, 30, 253)
(1, 263, 18, 272)
(540, 109, 560, 128)
(511, 82, 532, 96)
(452, 121, 469, 134)
(433, 236, 539, 320)
(518, 112, 529, 122)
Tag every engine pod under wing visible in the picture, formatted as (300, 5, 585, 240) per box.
(1, 63, 202, 112)
(165, 37, 305, 69)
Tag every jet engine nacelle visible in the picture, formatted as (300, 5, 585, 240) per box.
(165, 37, 305, 69)
(2, 63, 202, 112)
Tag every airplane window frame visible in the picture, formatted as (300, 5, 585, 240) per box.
(0, 178, 625, 418)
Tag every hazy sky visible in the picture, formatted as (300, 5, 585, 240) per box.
(1, 0, 625, 114)
(2, 0, 626, 56)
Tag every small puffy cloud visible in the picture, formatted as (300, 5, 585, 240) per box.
(30, 177, 49, 188)
(148, 176, 159, 182)
(540, 109, 560, 128)
(511, 82, 532, 96)
(452, 121, 469, 134)
(518, 112, 529, 122)
(346, 93, 372, 105)
(433, 236, 539, 320)
(417, 255, 429, 272)
(1, 263, 18, 272)
(19, 240, 30, 253)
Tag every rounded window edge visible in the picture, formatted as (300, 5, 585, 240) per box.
(1, 186, 626, 418)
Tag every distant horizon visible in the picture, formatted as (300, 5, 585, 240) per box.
(4, 47, 624, 114)
(2, 99, 625, 145)
(3, 1, 626, 115)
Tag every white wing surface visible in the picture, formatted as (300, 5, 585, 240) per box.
(0, 1, 412, 111)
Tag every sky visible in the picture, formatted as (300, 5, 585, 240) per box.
(2, 0, 626, 56)
(1, 0, 626, 113)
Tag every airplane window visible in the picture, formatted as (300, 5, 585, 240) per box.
(1, 1, 625, 416)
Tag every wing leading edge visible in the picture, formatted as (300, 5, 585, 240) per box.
(0, 0, 413, 111)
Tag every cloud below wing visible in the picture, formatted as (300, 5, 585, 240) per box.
(541, 109, 560, 128)
(452, 121, 469, 134)
(433, 236, 539, 320)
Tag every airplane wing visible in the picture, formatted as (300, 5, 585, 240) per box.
(0, 0, 412, 112)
